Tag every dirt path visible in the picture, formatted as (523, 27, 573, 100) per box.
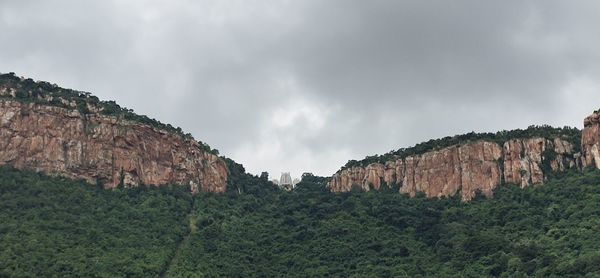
(160, 210, 197, 277)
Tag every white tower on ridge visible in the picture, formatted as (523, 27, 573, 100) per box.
(279, 172, 293, 190)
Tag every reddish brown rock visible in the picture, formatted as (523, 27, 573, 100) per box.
(582, 112, 600, 169)
(364, 163, 385, 190)
(402, 145, 463, 198)
(0, 100, 228, 193)
(551, 137, 577, 172)
(503, 138, 576, 188)
(458, 141, 503, 200)
(394, 159, 405, 184)
(383, 161, 397, 185)
(402, 141, 503, 200)
(330, 161, 400, 192)
(503, 138, 545, 188)
(329, 137, 577, 201)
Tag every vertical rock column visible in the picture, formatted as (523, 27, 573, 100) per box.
(582, 112, 600, 169)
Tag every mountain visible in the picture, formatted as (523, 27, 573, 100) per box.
(328, 116, 600, 201)
(3, 160, 600, 277)
(3, 73, 600, 203)
(0, 73, 228, 193)
(3, 73, 600, 276)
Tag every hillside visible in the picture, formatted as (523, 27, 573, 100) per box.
(2, 73, 600, 276)
(328, 111, 600, 201)
(2, 166, 600, 277)
(179, 169, 600, 277)
(0, 166, 192, 277)
(0, 73, 227, 193)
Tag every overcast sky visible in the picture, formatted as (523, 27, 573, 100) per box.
(1, 1, 599, 179)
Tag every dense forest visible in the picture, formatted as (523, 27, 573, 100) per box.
(0, 166, 192, 277)
(2, 164, 600, 277)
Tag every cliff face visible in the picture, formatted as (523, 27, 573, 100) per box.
(582, 112, 600, 169)
(0, 100, 228, 193)
(330, 138, 577, 201)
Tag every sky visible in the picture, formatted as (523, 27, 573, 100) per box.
(1, 1, 600, 179)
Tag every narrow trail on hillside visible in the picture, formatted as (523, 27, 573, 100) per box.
(160, 208, 198, 278)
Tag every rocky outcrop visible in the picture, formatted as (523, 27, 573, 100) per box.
(503, 138, 576, 188)
(582, 112, 600, 169)
(0, 100, 228, 193)
(330, 138, 577, 201)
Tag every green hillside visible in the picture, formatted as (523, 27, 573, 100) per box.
(2, 165, 600, 277)
(0, 166, 192, 277)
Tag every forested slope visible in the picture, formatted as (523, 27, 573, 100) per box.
(2, 165, 600, 277)
(177, 169, 600, 277)
(0, 167, 192, 277)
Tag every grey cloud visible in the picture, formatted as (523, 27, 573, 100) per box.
(1, 0, 599, 178)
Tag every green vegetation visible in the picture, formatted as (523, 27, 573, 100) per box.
(342, 125, 581, 170)
(0, 166, 192, 277)
(2, 165, 600, 277)
(0, 72, 219, 155)
(169, 168, 600, 277)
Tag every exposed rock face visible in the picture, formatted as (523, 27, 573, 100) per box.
(0, 100, 228, 193)
(583, 112, 600, 169)
(503, 138, 576, 188)
(459, 142, 504, 200)
(330, 138, 576, 201)
(401, 145, 464, 199)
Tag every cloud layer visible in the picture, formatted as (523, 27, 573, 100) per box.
(2, 0, 600, 178)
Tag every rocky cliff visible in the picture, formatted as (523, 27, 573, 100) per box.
(582, 112, 600, 170)
(330, 137, 578, 201)
(0, 75, 227, 193)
